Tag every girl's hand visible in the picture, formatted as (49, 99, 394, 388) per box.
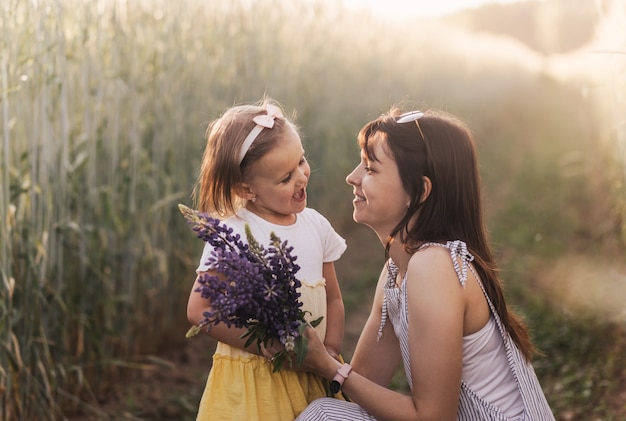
(260, 341, 287, 366)
(326, 347, 341, 362)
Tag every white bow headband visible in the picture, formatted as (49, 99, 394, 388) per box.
(238, 104, 284, 164)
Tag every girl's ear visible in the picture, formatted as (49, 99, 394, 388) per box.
(420, 176, 432, 203)
(236, 182, 255, 201)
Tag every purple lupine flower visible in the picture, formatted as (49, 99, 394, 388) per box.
(178, 204, 321, 371)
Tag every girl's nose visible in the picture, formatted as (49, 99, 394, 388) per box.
(298, 163, 310, 186)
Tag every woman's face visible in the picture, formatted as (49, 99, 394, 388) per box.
(346, 134, 411, 237)
(243, 125, 310, 225)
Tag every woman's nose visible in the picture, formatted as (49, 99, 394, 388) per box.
(346, 166, 359, 186)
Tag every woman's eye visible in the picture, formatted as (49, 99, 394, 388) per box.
(282, 174, 292, 183)
(364, 166, 373, 173)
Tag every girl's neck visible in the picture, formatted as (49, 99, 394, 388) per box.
(243, 205, 297, 226)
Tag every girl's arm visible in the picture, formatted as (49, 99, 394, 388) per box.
(187, 272, 265, 355)
(302, 250, 466, 421)
(322, 261, 344, 358)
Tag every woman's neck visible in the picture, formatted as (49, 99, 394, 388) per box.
(384, 236, 412, 277)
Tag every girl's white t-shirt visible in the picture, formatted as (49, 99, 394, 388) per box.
(195, 207, 346, 342)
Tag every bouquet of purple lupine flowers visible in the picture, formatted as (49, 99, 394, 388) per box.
(179, 204, 321, 372)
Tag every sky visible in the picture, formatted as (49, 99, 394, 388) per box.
(339, 0, 529, 20)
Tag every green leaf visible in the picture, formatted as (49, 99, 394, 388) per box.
(185, 325, 203, 338)
(243, 333, 257, 348)
(310, 316, 323, 328)
(272, 352, 288, 372)
(239, 328, 255, 339)
(297, 338, 308, 367)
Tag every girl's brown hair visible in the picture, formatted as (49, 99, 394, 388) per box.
(192, 99, 295, 216)
(358, 108, 536, 361)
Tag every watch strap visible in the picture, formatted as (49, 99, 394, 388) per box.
(330, 363, 352, 394)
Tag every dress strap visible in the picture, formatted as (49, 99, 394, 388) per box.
(420, 240, 475, 287)
(377, 241, 475, 341)
(377, 261, 398, 341)
(447, 240, 475, 287)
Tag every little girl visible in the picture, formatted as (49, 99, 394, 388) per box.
(187, 98, 347, 420)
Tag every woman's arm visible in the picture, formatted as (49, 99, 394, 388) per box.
(187, 272, 265, 355)
(302, 250, 466, 421)
(322, 262, 344, 358)
(350, 265, 402, 385)
(403, 247, 465, 420)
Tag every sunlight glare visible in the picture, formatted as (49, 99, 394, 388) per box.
(339, 0, 530, 20)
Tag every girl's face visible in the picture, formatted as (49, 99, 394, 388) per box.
(346, 135, 411, 237)
(243, 125, 310, 225)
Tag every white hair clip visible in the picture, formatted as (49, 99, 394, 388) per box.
(396, 110, 426, 140)
(238, 104, 284, 163)
(396, 111, 424, 123)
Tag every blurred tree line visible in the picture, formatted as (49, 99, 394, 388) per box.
(445, 0, 600, 54)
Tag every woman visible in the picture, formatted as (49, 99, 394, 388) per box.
(291, 108, 554, 420)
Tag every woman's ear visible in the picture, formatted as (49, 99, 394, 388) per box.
(420, 176, 432, 203)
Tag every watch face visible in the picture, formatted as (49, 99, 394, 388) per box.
(330, 380, 341, 394)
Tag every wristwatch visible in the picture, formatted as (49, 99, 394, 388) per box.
(330, 363, 352, 394)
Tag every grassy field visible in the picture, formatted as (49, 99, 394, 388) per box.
(1, 0, 625, 419)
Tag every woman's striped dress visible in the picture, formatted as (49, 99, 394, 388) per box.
(297, 241, 555, 421)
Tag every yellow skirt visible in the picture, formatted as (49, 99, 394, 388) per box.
(196, 343, 343, 420)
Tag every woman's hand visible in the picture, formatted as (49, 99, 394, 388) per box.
(297, 325, 342, 379)
(259, 325, 341, 378)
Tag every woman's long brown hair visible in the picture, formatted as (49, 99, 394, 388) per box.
(359, 108, 536, 361)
